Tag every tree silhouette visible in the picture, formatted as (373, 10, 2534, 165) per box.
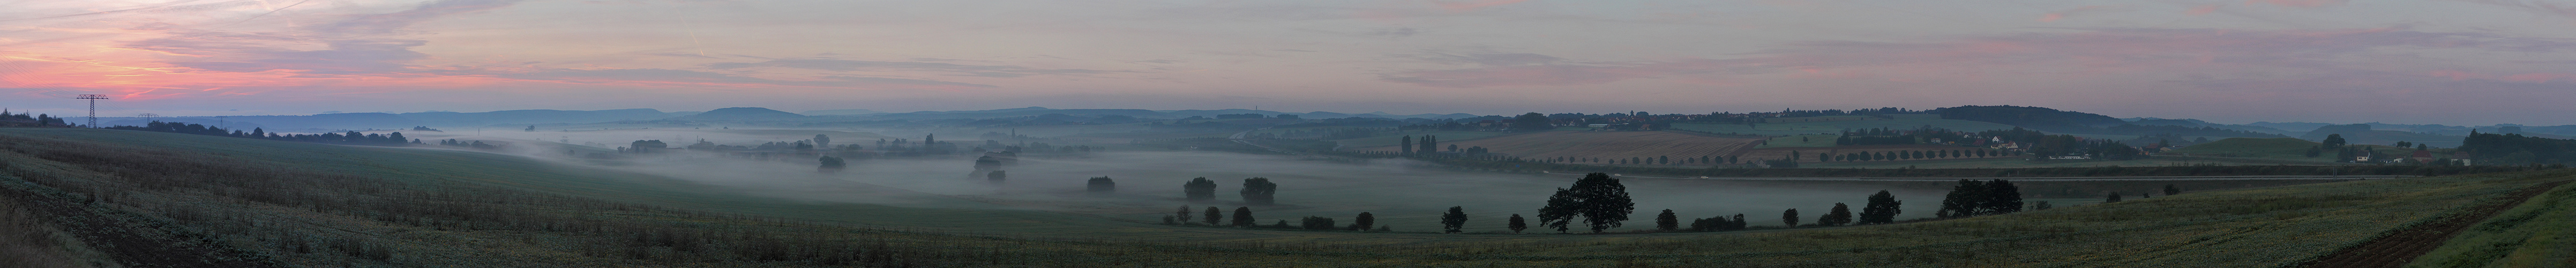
(1203, 206, 1223, 225)
(1087, 176, 1115, 194)
(1441, 206, 1469, 233)
(1537, 173, 1635, 233)
(1240, 177, 1278, 205)
(985, 170, 1006, 184)
(1184, 177, 1218, 202)
(817, 156, 845, 173)
(1176, 205, 1192, 224)
(2105, 192, 2123, 203)
(1654, 210, 1679, 231)
(1231, 207, 1255, 227)
(2163, 184, 2183, 196)
(1352, 212, 1375, 231)
(1938, 180, 1988, 218)
(1782, 209, 1801, 227)
(1982, 180, 2024, 215)
(1861, 190, 1902, 224)
(1507, 214, 1528, 233)
(1821, 203, 1853, 226)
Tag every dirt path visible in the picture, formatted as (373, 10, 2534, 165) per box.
(2301, 180, 2573, 267)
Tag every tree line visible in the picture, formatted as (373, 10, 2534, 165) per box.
(106, 121, 414, 145)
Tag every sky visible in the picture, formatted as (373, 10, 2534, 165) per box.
(3, 0, 2575, 125)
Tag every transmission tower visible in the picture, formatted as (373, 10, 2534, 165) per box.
(76, 94, 107, 128)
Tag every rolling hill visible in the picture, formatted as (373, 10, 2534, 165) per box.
(2, 128, 2569, 266)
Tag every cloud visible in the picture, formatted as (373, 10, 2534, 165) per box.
(1377, 27, 2576, 88)
(502, 68, 993, 90)
(1428, 0, 1529, 13)
(1367, 27, 1421, 38)
(1400, 52, 1567, 66)
(2245, 0, 2349, 8)
(2451, 0, 2576, 20)
(310, 0, 525, 36)
(2040, 6, 2109, 22)
(705, 58, 1117, 78)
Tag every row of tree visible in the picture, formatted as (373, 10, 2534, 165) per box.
(1181, 177, 1278, 205)
(106, 121, 416, 145)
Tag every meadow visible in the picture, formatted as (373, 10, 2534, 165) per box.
(1, 128, 2567, 267)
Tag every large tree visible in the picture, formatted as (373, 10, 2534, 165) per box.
(1821, 203, 1853, 226)
(1352, 212, 1375, 231)
(817, 156, 845, 173)
(985, 170, 1006, 184)
(1183, 177, 1218, 202)
(1203, 206, 1223, 225)
(1231, 207, 1255, 227)
(1860, 190, 1903, 224)
(1240, 177, 1278, 205)
(1087, 176, 1115, 194)
(1782, 209, 1801, 227)
(1507, 214, 1527, 233)
(1654, 210, 1679, 231)
(1937, 180, 1988, 218)
(1441, 206, 1469, 233)
(1981, 180, 2025, 215)
(1537, 173, 1636, 233)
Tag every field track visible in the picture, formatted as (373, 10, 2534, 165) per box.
(2301, 179, 2575, 267)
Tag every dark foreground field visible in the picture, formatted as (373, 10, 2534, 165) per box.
(1, 128, 2568, 267)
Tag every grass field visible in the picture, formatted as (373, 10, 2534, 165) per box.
(2411, 178, 2576, 267)
(1757, 133, 1840, 148)
(4, 128, 2571, 267)
(2166, 137, 2320, 158)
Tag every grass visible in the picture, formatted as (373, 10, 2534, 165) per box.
(2409, 178, 2576, 267)
(3, 128, 2570, 267)
(1757, 134, 1840, 148)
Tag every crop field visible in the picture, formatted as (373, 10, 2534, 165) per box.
(5, 128, 2570, 267)
(1354, 130, 1762, 161)
(2410, 178, 2576, 267)
(1735, 145, 1997, 163)
(1757, 133, 1840, 148)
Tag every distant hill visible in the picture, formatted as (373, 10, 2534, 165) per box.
(399, 109, 672, 125)
(2166, 137, 2322, 158)
(801, 109, 884, 116)
(1930, 106, 2126, 132)
(2300, 124, 2463, 148)
(673, 107, 806, 121)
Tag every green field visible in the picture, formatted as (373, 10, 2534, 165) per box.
(3, 128, 2570, 266)
(2413, 180, 2576, 266)
(1758, 133, 1841, 148)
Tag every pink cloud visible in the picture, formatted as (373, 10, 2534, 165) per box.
(1379, 27, 2576, 88)
(2244, 0, 2348, 8)
(2039, 6, 2108, 22)
(2187, 4, 2225, 16)
(1428, 0, 1529, 13)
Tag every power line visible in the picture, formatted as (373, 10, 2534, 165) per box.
(75, 94, 106, 128)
